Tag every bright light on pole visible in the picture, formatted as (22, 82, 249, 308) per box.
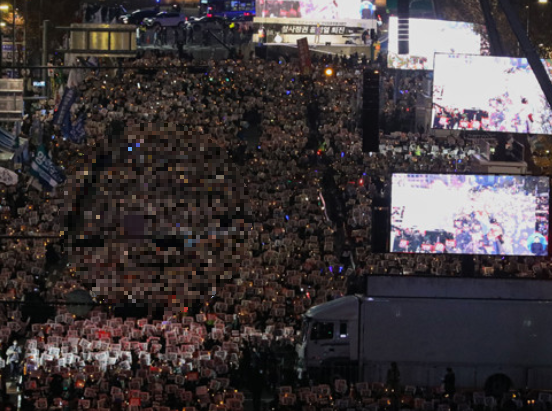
(0, 4, 6, 76)
(11, 0, 14, 72)
(538, 0, 547, 4)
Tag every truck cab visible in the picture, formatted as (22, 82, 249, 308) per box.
(300, 295, 360, 380)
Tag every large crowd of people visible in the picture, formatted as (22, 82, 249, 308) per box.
(0, 41, 548, 411)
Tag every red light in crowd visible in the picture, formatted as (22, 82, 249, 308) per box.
(317, 150, 322, 156)
(359, 178, 364, 186)
(206, 13, 212, 17)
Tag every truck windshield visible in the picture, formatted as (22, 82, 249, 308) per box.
(311, 322, 334, 340)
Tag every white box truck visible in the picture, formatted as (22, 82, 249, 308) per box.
(299, 275, 552, 391)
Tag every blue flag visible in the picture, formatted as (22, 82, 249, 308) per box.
(0, 127, 16, 152)
(60, 113, 71, 141)
(30, 145, 66, 190)
(63, 113, 87, 145)
(53, 88, 78, 127)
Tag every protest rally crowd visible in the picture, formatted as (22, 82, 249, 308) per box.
(0, 43, 549, 411)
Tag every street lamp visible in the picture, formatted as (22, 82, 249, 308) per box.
(0, 4, 7, 76)
(11, 0, 14, 74)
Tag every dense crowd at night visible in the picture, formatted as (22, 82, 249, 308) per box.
(0, 43, 548, 411)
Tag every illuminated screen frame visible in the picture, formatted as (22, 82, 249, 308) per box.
(431, 53, 552, 135)
(255, 0, 375, 21)
(390, 173, 550, 256)
(387, 16, 487, 70)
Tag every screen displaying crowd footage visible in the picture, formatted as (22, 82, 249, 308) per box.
(387, 17, 488, 70)
(390, 173, 550, 256)
(256, 0, 376, 20)
(432, 54, 552, 134)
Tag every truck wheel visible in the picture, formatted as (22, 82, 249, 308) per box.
(485, 374, 512, 398)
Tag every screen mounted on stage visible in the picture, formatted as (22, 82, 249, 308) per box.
(387, 17, 487, 70)
(256, 0, 375, 20)
(390, 173, 550, 256)
(432, 54, 552, 135)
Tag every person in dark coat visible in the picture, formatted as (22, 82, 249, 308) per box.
(444, 367, 456, 397)
(386, 362, 400, 393)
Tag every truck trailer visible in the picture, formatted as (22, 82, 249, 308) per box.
(299, 275, 552, 391)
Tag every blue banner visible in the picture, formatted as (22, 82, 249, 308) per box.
(0, 127, 16, 152)
(30, 145, 66, 190)
(62, 113, 87, 145)
(53, 88, 77, 127)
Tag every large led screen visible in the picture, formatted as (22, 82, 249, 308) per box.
(432, 54, 552, 135)
(387, 17, 487, 70)
(390, 173, 549, 256)
(256, 0, 374, 20)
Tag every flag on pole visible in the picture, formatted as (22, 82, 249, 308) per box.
(296, 37, 312, 76)
(60, 114, 71, 141)
(30, 145, 66, 190)
(52, 87, 77, 127)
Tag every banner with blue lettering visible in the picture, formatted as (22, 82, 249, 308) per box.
(30, 145, 66, 190)
(52, 87, 77, 127)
